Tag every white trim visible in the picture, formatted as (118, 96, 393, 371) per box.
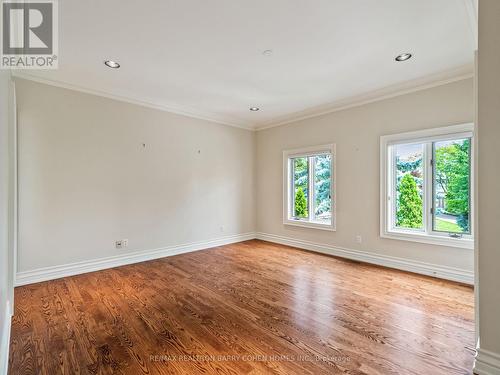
(13, 229, 475, 286)
(381, 123, 474, 145)
(0, 301, 12, 375)
(256, 232, 474, 285)
(12, 67, 473, 133)
(256, 65, 474, 131)
(11, 72, 254, 131)
(473, 49, 480, 348)
(15, 232, 255, 286)
(285, 144, 333, 158)
(283, 144, 336, 231)
(474, 348, 500, 375)
(8, 76, 17, 317)
(380, 230, 473, 250)
(380, 123, 475, 249)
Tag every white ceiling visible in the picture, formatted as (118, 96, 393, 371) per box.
(16, 0, 476, 130)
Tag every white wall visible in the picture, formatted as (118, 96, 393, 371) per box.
(0, 70, 14, 375)
(16, 79, 256, 273)
(256, 78, 474, 274)
(476, 0, 500, 372)
(16, 76, 476, 281)
(0, 71, 8, 375)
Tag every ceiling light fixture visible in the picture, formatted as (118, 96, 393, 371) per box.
(104, 60, 120, 68)
(262, 49, 273, 56)
(395, 53, 412, 62)
(249, 107, 260, 111)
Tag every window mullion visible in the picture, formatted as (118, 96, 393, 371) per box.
(425, 142, 433, 235)
(308, 156, 314, 221)
(390, 146, 396, 230)
(290, 159, 294, 219)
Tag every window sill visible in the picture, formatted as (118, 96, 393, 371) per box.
(284, 219, 336, 231)
(381, 230, 473, 249)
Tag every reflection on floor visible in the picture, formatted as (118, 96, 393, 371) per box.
(9, 240, 474, 374)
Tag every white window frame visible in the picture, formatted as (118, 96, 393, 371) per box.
(380, 124, 474, 249)
(283, 144, 336, 231)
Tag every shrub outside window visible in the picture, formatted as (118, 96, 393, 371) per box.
(380, 124, 474, 249)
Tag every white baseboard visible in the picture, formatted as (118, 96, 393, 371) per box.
(15, 232, 256, 286)
(15, 231, 474, 286)
(474, 348, 500, 375)
(0, 301, 12, 375)
(256, 232, 474, 285)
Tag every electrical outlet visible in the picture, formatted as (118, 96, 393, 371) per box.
(115, 239, 128, 249)
(220, 225, 225, 232)
(355, 235, 362, 244)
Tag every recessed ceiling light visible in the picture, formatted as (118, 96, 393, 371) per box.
(104, 60, 120, 68)
(262, 49, 273, 56)
(249, 107, 260, 111)
(395, 53, 412, 62)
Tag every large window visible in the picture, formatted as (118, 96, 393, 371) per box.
(381, 124, 474, 249)
(283, 144, 335, 230)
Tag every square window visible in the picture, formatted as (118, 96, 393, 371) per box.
(381, 124, 474, 249)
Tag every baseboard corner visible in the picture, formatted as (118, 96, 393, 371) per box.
(474, 348, 500, 375)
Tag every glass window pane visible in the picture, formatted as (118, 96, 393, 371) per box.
(433, 138, 471, 234)
(313, 154, 332, 224)
(292, 157, 308, 219)
(395, 143, 424, 230)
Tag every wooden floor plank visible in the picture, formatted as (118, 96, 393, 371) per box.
(8, 240, 474, 374)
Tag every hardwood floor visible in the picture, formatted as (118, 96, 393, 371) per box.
(8, 240, 474, 375)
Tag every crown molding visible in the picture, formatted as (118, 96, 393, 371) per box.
(255, 64, 474, 131)
(11, 72, 255, 131)
(13, 64, 474, 133)
(463, 0, 478, 49)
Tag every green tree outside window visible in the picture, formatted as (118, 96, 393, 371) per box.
(294, 188, 308, 218)
(397, 174, 423, 228)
